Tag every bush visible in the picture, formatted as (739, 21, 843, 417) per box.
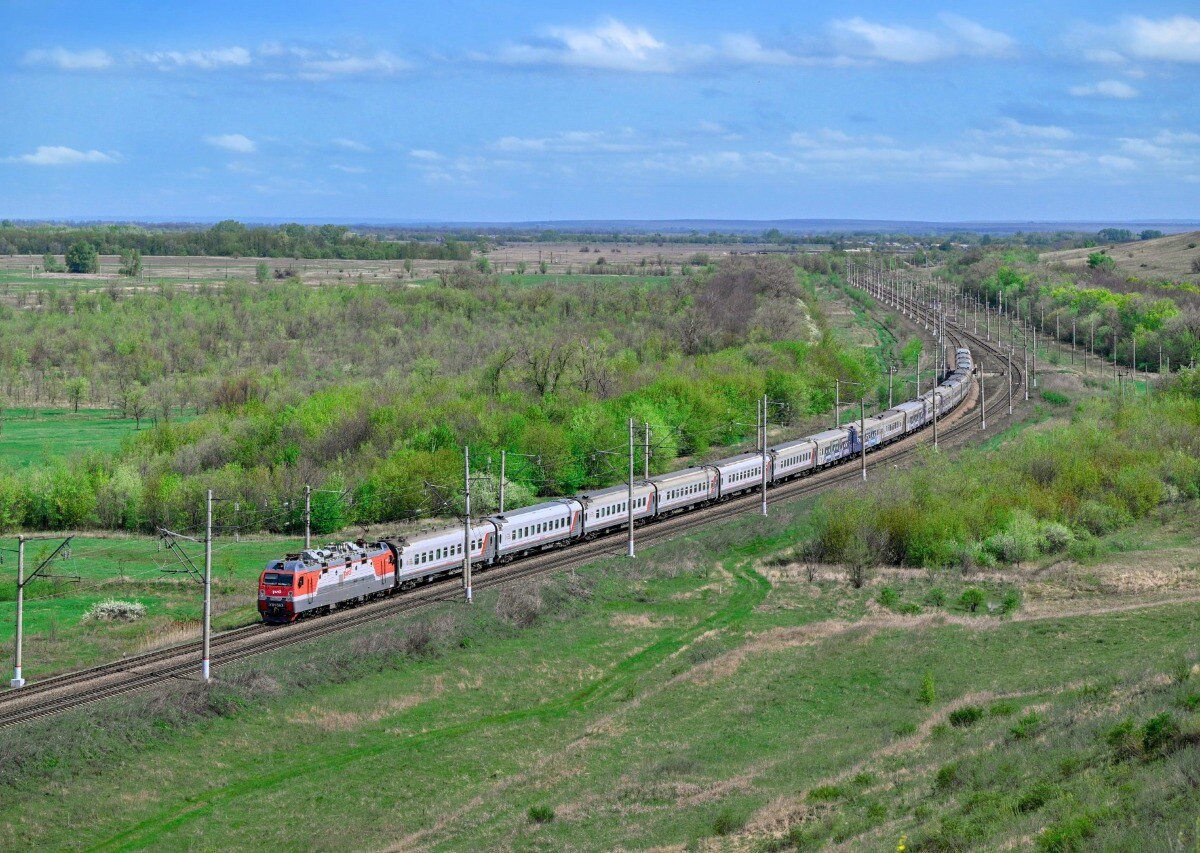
(959, 588, 987, 613)
(1017, 781, 1060, 813)
(81, 599, 147, 623)
(989, 700, 1017, 716)
(495, 585, 542, 628)
(934, 762, 959, 790)
(948, 706, 984, 727)
(924, 587, 947, 608)
(1038, 813, 1095, 851)
(877, 586, 900, 608)
(712, 807, 745, 836)
(1001, 589, 1022, 615)
(1011, 712, 1043, 740)
(1105, 718, 1141, 760)
(920, 670, 937, 705)
(1142, 713, 1180, 754)
(1040, 390, 1070, 406)
(527, 805, 555, 824)
(807, 785, 844, 801)
(1039, 523, 1074, 553)
(1076, 499, 1129, 536)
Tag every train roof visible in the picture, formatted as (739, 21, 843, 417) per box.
(489, 498, 579, 522)
(808, 428, 850, 442)
(578, 482, 654, 500)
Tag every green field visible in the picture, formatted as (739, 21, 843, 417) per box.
(0, 498, 1196, 850)
(0, 535, 300, 677)
(0, 407, 150, 465)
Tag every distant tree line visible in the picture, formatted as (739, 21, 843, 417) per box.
(0, 220, 471, 261)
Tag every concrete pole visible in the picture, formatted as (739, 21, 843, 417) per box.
(761, 396, 769, 516)
(463, 446, 472, 602)
(860, 398, 867, 481)
(980, 357, 986, 430)
(203, 490, 212, 683)
(304, 484, 312, 550)
(888, 366, 894, 409)
(233, 501, 239, 543)
(1024, 339, 1030, 401)
(499, 449, 506, 514)
(933, 391, 939, 451)
(834, 379, 839, 429)
(644, 422, 650, 480)
(627, 418, 635, 558)
(10, 537, 25, 687)
(1032, 328, 1038, 389)
(1008, 352, 1014, 416)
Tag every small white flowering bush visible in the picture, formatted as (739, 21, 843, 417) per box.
(82, 599, 147, 623)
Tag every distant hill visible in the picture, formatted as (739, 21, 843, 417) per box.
(1041, 230, 1200, 282)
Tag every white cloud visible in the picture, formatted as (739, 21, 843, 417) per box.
(6, 146, 119, 166)
(410, 149, 444, 161)
(1098, 155, 1137, 170)
(298, 51, 408, 79)
(830, 15, 1015, 64)
(717, 34, 799, 67)
(205, 134, 257, 154)
(492, 129, 651, 154)
(1069, 80, 1138, 99)
(22, 47, 113, 70)
(333, 138, 370, 152)
(489, 19, 673, 72)
(140, 47, 251, 70)
(990, 118, 1074, 140)
(330, 164, 367, 174)
(1126, 15, 1200, 62)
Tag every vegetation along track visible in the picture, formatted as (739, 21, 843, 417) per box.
(0, 283, 1025, 727)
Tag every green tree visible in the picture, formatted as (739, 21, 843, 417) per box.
(65, 377, 89, 413)
(919, 670, 936, 705)
(42, 252, 63, 273)
(539, 260, 548, 274)
(255, 261, 269, 284)
(1087, 252, 1116, 270)
(65, 241, 99, 274)
(960, 587, 987, 613)
(118, 248, 142, 277)
(1139, 230, 1164, 241)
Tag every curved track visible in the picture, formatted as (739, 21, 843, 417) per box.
(0, 280, 1026, 728)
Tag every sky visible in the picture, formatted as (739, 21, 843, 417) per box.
(2, 1, 1198, 223)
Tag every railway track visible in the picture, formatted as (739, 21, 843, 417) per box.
(0, 281, 1027, 729)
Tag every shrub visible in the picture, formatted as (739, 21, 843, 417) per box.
(527, 805, 555, 824)
(897, 601, 922, 615)
(495, 585, 542, 628)
(712, 807, 744, 836)
(959, 588, 987, 613)
(934, 762, 959, 790)
(877, 586, 900, 608)
(1011, 712, 1042, 740)
(1105, 718, 1141, 760)
(1040, 390, 1070, 406)
(948, 706, 984, 727)
(1067, 534, 1101, 562)
(1001, 589, 1022, 615)
(1142, 713, 1180, 754)
(807, 785, 844, 801)
(1075, 500, 1129, 536)
(1038, 813, 1095, 851)
(924, 587, 947, 608)
(1172, 654, 1196, 685)
(989, 700, 1017, 716)
(81, 599, 147, 623)
(1038, 523, 1074, 553)
(920, 670, 937, 705)
(1017, 781, 1060, 813)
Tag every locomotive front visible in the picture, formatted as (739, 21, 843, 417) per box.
(258, 559, 298, 623)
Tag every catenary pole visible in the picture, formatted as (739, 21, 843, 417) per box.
(10, 537, 25, 687)
(203, 490, 212, 682)
(463, 446, 472, 603)
(499, 449, 506, 514)
(979, 357, 986, 430)
(644, 422, 650, 480)
(627, 418, 635, 558)
(1008, 352, 1014, 415)
(304, 484, 312, 550)
(761, 396, 769, 516)
(860, 397, 867, 481)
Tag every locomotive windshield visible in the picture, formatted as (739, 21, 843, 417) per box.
(262, 572, 294, 586)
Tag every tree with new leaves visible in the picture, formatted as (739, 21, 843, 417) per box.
(65, 241, 99, 273)
(118, 248, 142, 277)
(65, 377, 89, 413)
(256, 262, 269, 284)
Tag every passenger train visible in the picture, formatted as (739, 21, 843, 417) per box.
(258, 348, 975, 622)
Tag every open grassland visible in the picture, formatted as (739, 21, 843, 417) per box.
(0, 494, 1196, 850)
(0, 536, 300, 677)
(1042, 230, 1200, 284)
(0, 407, 151, 465)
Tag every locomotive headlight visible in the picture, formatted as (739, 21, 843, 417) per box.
(258, 590, 266, 600)
(286, 592, 294, 601)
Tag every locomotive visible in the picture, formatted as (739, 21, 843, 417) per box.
(259, 349, 975, 623)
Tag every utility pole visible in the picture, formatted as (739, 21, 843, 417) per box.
(932, 390, 940, 450)
(1032, 327, 1038, 389)
(760, 397, 769, 516)
(10, 536, 25, 688)
(233, 501, 240, 544)
(834, 379, 840, 428)
(304, 484, 312, 550)
(859, 397, 867, 481)
(499, 449, 506, 514)
(644, 422, 650, 480)
(627, 418, 635, 558)
(203, 490, 213, 682)
(463, 445, 472, 604)
(1024, 338, 1030, 401)
(979, 357, 988, 429)
(1007, 352, 1014, 415)
(888, 365, 894, 409)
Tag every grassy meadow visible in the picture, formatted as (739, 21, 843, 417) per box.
(0, 491, 1196, 850)
(0, 407, 150, 465)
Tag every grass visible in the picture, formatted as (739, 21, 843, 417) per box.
(0, 484, 1197, 850)
(0, 535, 300, 677)
(0, 407, 156, 464)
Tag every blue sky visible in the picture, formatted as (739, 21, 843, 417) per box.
(2, 1, 1198, 222)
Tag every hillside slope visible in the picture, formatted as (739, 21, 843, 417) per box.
(1042, 231, 1200, 282)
